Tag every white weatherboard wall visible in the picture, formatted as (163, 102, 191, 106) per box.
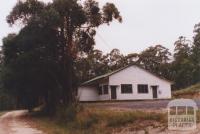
(78, 86, 99, 101)
(109, 65, 171, 100)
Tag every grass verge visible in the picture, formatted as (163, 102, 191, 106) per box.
(28, 107, 167, 134)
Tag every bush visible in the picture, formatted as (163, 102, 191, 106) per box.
(0, 93, 16, 110)
(107, 112, 136, 127)
(56, 104, 80, 123)
(76, 113, 99, 129)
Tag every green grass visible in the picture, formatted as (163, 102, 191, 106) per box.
(173, 83, 200, 98)
(29, 108, 167, 134)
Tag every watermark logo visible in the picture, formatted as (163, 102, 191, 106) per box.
(167, 99, 197, 131)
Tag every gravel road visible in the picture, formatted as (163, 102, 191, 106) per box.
(84, 99, 200, 110)
(0, 110, 44, 134)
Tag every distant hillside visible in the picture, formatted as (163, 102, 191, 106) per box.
(173, 83, 200, 98)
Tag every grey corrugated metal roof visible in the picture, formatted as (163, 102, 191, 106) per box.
(81, 66, 128, 85)
(81, 64, 173, 86)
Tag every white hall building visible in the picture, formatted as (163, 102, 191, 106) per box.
(78, 65, 172, 101)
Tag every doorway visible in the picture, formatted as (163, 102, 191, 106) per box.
(110, 86, 117, 100)
(151, 86, 158, 99)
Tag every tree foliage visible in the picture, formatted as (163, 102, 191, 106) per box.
(3, 0, 122, 113)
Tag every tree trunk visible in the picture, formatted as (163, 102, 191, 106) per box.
(59, 18, 74, 106)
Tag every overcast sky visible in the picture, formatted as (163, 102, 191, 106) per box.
(1, 0, 200, 54)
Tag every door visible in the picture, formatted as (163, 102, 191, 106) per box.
(110, 86, 117, 100)
(152, 86, 158, 99)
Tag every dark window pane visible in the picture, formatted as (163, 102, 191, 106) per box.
(121, 84, 132, 93)
(98, 86, 102, 95)
(103, 85, 108, 94)
(138, 84, 148, 93)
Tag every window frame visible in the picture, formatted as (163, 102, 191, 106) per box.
(137, 84, 148, 94)
(103, 85, 109, 94)
(121, 84, 133, 94)
(98, 86, 103, 95)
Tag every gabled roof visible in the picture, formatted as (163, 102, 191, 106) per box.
(81, 64, 173, 86)
(81, 66, 128, 86)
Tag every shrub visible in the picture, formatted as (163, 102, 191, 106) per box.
(56, 104, 78, 123)
(76, 113, 99, 129)
(0, 93, 16, 110)
(107, 112, 136, 127)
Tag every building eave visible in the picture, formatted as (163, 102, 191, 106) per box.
(80, 64, 174, 86)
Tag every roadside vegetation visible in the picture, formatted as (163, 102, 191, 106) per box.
(0, 89, 16, 112)
(0, 93, 15, 110)
(0, 112, 5, 117)
(173, 83, 200, 98)
(28, 107, 167, 134)
(0, 111, 7, 117)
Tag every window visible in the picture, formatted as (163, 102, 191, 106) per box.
(103, 85, 109, 94)
(98, 86, 102, 95)
(121, 84, 132, 93)
(138, 84, 148, 93)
